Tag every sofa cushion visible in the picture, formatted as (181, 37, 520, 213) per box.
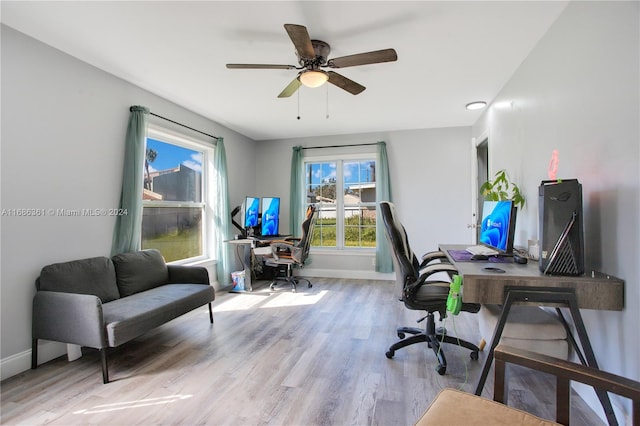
(112, 249, 168, 297)
(102, 284, 214, 346)
(38, 256, 120, 303)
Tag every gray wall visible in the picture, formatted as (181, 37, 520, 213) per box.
(0, 25, 257, 378)
(471, 2, 639, 422)
(255, 127, 473, 279)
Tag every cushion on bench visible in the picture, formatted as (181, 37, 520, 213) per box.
(478, 304, 568, 359)
(37, 256, 120, 303)
(112, 249, 168, 297)
(102, 284, 214, 346)
(415, 388, 560, 426)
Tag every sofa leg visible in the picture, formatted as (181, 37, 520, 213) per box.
(100, 348, 109, 384)
(208, 303, 214, 323)
(31, 338, 38, 369)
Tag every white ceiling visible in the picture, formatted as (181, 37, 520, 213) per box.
(1, 1, 568, 141)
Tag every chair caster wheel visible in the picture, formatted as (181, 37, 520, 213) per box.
(436, 364, 446, 375)
(470, 351, 479, 360)
(308, 283, 312, 288)
(397, 332, 406, 339)
(385, 351, 394, 359)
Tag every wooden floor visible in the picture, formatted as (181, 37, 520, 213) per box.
(1, 278, 604, 425)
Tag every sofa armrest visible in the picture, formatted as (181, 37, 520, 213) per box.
(32, 291, 106, 348)
(167, 265, 210, 285)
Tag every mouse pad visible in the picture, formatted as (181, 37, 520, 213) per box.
(447, 249, 512, 263)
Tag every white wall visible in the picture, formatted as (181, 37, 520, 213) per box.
(472, 2, 639, 422)
(256, 126, 472, 279)
(0, 25, 258, 379)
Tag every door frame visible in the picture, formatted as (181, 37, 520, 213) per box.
(470, 131, 489, 243)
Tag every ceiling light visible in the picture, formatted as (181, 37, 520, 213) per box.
(466, 101, 487, 111)
(299, 70, 329, 88)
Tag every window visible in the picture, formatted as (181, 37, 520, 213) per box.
(141, 127, 213, 263)
(305, 157, 377, 249)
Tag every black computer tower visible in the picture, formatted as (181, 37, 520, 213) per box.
(538, 179, 584, 275)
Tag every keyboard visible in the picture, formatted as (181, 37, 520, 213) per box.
(249, 235, 290, 242)
(465, 245, 498, 256)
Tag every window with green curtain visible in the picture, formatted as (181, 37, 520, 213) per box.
(141, 127, 211, 263)
(305, 158, 377, 249)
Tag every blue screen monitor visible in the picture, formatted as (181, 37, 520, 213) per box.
(244, 196, 260, 228)
(479, 200, 517, 254)
(261, 197, 280, 236)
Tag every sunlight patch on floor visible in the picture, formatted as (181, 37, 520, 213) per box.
(213, 294, 268, 312)
(73, 395, 192, 414)
(261, 290, 328, 308)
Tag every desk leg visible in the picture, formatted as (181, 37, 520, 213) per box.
(565, 300, 618, 426)
(474, 292, 516, 396)
(243, 244, 253, 292)
(474, 288, 618, 426)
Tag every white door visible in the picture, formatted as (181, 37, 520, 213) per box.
(470, 136, 489, 243)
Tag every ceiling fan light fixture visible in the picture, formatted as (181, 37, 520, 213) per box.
(300, 70, 329, 88)
(466, 101, 487, 111)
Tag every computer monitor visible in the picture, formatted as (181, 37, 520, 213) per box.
(260, 197, 280, 237)
(478, 200, 517, 254)
(244, 196, 260, 228)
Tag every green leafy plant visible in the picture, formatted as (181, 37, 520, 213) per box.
(480, 169, 525, 210)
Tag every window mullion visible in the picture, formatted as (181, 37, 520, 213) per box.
(336, 160, 344, 249)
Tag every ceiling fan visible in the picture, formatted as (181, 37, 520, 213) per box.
(226, 24, 398, 98)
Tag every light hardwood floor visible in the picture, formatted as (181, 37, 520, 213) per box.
(1, 278, 604, 425)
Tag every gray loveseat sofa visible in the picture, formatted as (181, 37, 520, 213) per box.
(31, 249, 215, 383)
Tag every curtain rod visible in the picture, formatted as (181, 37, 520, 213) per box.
(302, 142, 378, 150)
(149, 112, 220, 141)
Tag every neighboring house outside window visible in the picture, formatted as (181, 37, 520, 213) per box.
(305, 156, 377, 249)
(142, 126, 213, 263)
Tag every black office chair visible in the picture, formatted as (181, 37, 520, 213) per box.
(264, 204, 317, 292)
(380, 201, 480, 375)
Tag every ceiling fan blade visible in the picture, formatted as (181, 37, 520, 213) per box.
(328, 48, 398, 68)
(227, 64, 296, 70)
(284, 24, 315, 59)
(278, 77, 302, 98)
(327, 71, 365, 95)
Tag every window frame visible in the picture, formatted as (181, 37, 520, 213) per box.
(142, 125, 214, 264)
(304, 151, 377, 251)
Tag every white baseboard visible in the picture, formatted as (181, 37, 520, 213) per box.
(296, 268, 394, 281)
(1, 340, 66, 381)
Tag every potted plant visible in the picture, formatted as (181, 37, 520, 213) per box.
(480, 169, 525, 209)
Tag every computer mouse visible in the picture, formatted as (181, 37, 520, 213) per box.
(513, 254, 528, 264)
(471, 254, 489, 261)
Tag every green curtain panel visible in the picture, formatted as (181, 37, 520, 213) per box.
(289, 146, 305, 237)
(111, 105, 149, 255)
(375, 141, 393, 273)
(214, 137, 233, 286)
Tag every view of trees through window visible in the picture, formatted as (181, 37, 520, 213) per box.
(306, 159, 376, 249)
(141, 137, 205, 262)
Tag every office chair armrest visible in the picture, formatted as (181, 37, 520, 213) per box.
(405, 263, 459, 299)
(419, 250, 450, 269)
(417, 263, 458, 282)
(271, 242, 295, 251)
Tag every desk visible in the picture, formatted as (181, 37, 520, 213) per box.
(226, 239, 254, 292)
(440, 244, 624, 426)
(226, 238, 290, 292)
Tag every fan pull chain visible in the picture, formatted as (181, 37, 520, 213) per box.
(297, 89, 301, 120)
(326, 84, 330, 119)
